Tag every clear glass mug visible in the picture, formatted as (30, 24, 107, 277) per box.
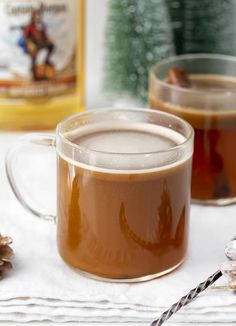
(6, 108, 193, 282)
(150, 54, 236, 206)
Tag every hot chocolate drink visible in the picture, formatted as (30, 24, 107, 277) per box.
(57, 121, 192, 280)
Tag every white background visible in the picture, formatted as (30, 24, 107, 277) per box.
(86, 0, 109, 107)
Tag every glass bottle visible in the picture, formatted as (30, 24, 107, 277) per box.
(0, 0, 84, 130)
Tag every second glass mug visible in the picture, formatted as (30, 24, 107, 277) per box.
(150, 54, 236, 205)
(6, 108, 193, 282)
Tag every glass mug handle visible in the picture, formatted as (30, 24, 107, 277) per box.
(5, 134, 56, 223)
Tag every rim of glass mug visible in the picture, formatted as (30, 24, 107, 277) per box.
(56, 108, 194, 173)
(150, 53, 236, 98)
(57, 108, 194, 154)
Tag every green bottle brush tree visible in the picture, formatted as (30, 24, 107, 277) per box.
(104, 0, 236, 102)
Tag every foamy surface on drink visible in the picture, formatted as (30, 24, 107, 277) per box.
(59, 122, 190, 174)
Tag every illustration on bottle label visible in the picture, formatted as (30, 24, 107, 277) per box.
(0, 0, 77, 99)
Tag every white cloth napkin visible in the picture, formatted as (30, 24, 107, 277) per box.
(1, 133, 236, 323)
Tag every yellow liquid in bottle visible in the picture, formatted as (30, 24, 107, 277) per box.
(0, 0, 85, 130)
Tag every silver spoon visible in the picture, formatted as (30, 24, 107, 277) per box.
(151, 240, 236, 326)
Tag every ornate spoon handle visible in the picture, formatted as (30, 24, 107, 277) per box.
(151, 270, 222, 326)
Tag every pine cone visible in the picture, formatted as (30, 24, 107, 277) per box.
(0, 235, 13, 279)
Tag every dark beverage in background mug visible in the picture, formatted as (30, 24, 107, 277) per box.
(150, 54, 236, 205)
(6, 109, 193, 281)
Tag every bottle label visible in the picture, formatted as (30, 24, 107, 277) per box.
(0, 0, 77, 99)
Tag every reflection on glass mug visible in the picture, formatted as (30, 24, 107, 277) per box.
(6, 108, 194, 282)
